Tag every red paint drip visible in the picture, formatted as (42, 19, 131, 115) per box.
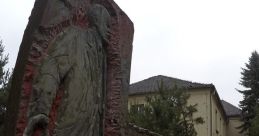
(48, 87, 65, 136)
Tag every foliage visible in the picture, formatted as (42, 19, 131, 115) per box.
(237, 51, 259, 134)
(128, 81, 204, 136)
(250, 105, 259, 136)
(0, 40, 11, 131)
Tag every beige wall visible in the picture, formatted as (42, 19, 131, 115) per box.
(187, 89, 227, 136)
(128, 94, 152, 109)
(227, 117, 246, 136)
(128, 88, 241, 136)
(187, 89, 211, 136)
(209, 90, 227, 136)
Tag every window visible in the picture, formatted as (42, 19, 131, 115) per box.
(215, 110, 219, 134)
(220, 117, 222, 136)
(131, 104, 144, 113)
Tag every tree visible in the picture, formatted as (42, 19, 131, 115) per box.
(250, 105, 259, 136)
(128, 81, 204, 136)
(237, 51, 259, 134)
(0, 40, 11, 131)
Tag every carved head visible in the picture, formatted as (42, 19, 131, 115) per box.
(87, 4, 111, 41)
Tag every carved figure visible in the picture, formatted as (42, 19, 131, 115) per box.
(23, 4, 110, 136)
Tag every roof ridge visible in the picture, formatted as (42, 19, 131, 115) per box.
(131, 75, 211, 86)
(221, 100, 240, 110)
(221, 100, 241, 117)
(129, 75, 214, 95)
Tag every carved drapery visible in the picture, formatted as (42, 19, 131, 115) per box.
(4, 0, 133, 136)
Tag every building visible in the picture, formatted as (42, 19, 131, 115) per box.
(128, 75, 244, 136)
(221, 100, 245, 136)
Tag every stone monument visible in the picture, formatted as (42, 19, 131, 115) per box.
(4, 0, 134, 136)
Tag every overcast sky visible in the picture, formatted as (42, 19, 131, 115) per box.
(1, 0, 259, 107)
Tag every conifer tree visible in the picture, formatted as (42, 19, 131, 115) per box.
(129, 81, 204, 136)
(0, 40, 11, 131)
(250, 105, 259, 136)
(238, 51, 259, 134)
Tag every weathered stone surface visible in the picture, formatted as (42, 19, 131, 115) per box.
(126, 124, 162, 136)
(4, 0, 133, 136)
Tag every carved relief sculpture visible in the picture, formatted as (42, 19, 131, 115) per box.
(4, 0, 134, 136)
(23, 4, 110, 136)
